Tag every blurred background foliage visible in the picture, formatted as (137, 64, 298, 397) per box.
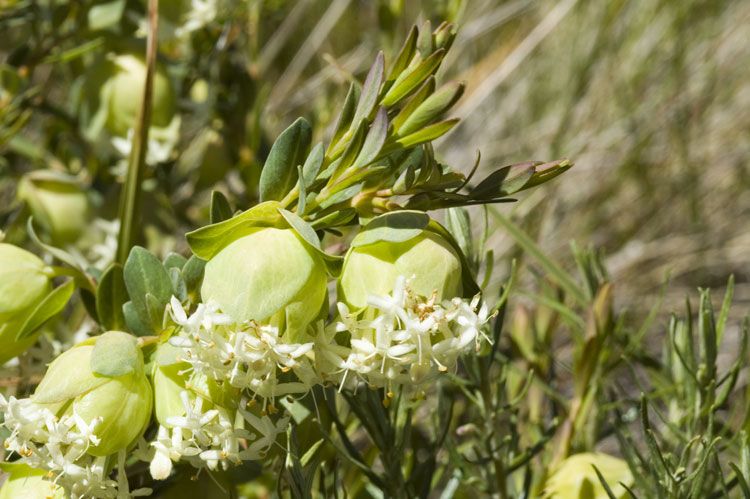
(2, 0, 748, 311)
(1, 0, 750, 496)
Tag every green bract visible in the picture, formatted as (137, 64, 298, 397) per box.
(201, 227, 328, 336)
(339, 213, 466, 310)
(0, 243, 51, 320)
(106, 54, 175, 136)
(32, 333, 153, 457)
(0, 463, 65, 499)
(543, 453, 634, 499)
(153, 344, 239, 426)
(17, 170, 90, 244)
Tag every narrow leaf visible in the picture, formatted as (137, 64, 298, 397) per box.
(16, 279, 75, 340)
(96, 263, 128, 331)
(398, 81, 464, 136)
(210, 191, 233, 223)
(352, 107, 388, 169)
(352, 51, 384, 126)
(381, 48, 446, 107)
(259, 117, 312, 202)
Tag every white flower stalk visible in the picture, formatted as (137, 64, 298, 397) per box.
(0, 395, 150, 498)
(167, 297, 318, 406)
(149, 391, 288, 480)
(324, 276, 492, 390)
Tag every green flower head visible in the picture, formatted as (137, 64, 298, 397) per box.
(0, 243, 51, 320)
(0, 463, 65, 499)
(106, 54, 176, 137)
(200, 226, 328, 337)
(543, 453, 634, 499)
(338, 212, 469, 311)
(31, 332, 153, 457)
(18, 170, 90, 245)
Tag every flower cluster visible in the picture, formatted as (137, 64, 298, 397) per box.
(149, 390, 288, 480)
(167, 297, 318, 405)
(323, 276, 492, 390)
(0, 394, 149, 498)
(168, 275, 491, 397)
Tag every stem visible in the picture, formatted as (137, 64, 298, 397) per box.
(115, 0, 159, 264)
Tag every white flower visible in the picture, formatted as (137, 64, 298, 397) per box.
(324, 276, 493, 389)
(147, 390, 288, 478)
(167, 297, 318, 403)
(0, 395, 138, 498)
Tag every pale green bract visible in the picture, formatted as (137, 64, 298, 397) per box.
(542, 453, 634, 499)
(0, 243, 51, 320)
(17, 170, 90, 245)
(200, 227, 328, 339)
(339, 227, 463, 312)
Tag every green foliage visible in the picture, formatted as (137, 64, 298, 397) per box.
(0, 1, 746, 498)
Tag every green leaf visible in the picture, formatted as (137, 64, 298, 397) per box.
(391, 77, 436, 131)
(96, 263, 128, 331)
(392, 118, 458, 149)
(259, 118, 312, 202)
(278, 208, 343, 273)
(351, 211, 430, 248)
(317, 183, 363, 210)
(181, 255, 206, 293)
(470, 163, 536, 199)
(328, 83, 358, 154)
(352, 51, 384, 126)
(123, 301, 151, 337)
(336, 119, 367, 172)
(169, 267, 187, 302)
(301, 142, 325, 186)
(163, 252, 188, 271)
(210, 190, 233, 223)
(186, 201, 284, 260)
(90, 331, 141, 377)
(445, 207, 473, 263)
(310, 209, 357, 230)
(352, 107, 389, 169)
(386, 25, 418, 87)
(381, 48, 446, 107)
(16, 279, 75, 340)
(88, 0, 125, 30)
(398, 81, 464, 136)
(296, 165, 308, 215)
(123, 247, 173, 334)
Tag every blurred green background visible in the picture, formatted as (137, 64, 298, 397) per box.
(1, 0, 749, 314)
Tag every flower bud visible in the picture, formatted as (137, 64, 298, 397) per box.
(17, 171, 90, 244)
(105, 54, 176, 137)
(0, 463, 65, 499)
(32, 335, 153, 457)
(338, 229, 462, 311)
(201, 227, 328, 336)
(0, 243, 51, 320)
(543, 453, 634, 499)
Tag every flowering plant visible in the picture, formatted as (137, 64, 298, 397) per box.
(0, 4, 593, 495)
